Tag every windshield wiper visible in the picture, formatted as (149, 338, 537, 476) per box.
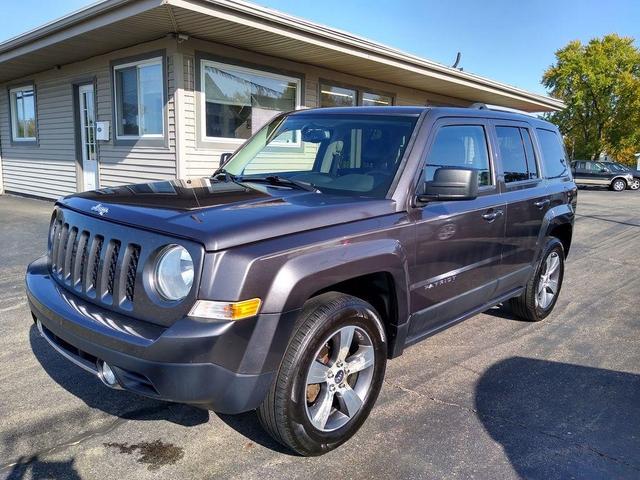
(240, 175, 320, 193)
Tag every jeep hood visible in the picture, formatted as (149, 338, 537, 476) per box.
(59, 179, 396, 251)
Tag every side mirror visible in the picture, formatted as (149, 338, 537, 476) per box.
(600, 168, 608, 173)
(416, 167, 478, 204)
(220, 152, 233, 167)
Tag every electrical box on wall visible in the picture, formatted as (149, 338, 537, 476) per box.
(96, 121, 110, 141)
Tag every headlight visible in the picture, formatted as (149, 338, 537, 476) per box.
(154, 245, 194, 301)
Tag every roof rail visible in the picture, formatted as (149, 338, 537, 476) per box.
(469, 102, 536, 116)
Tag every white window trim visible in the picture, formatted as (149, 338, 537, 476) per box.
(113, 56, 164, 140)
(9, 85, 36, 142)
(200, 59, 302, 145)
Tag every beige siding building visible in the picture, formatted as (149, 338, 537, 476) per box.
(0, 0, 562, 200)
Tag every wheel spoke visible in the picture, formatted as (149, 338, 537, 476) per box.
(307, 360, 330, 385)
(336, 385, 363, 418)
(336, 326, 355, 362)
(547, 254, 560, 275)
(310, 387, 335, 429)
(543, 289, 553, 308)
(547, 278, 559, 294)
(346, 345, 374, 373)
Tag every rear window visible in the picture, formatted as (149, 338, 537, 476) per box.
(536, 129, 569, 179)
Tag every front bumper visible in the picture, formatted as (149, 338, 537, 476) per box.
(26, 256, 298, 413)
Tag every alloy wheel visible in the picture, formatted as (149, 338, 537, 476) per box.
(630, 179, 640, 190)
(536, 251, 561, 309)
(304, 325, 375, 432)
(613, 180, 626, 191)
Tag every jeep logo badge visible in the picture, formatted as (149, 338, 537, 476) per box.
(91, 203, 109, 216)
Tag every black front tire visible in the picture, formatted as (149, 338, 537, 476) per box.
(510, 237, 565, 322)
(257, 292, 387, 456)
(611, 179, 627, 191)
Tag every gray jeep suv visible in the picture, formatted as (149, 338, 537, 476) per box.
(26, 106, 576, 456)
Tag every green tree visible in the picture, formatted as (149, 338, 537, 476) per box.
(542, 34, 640, 165)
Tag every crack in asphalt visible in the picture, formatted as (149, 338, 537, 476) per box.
(383, 380, 640, 473)
(0, 416, 127, 473)
(0, 300, 27, 313)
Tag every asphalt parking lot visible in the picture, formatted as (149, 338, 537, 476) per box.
(1, 189, 639, 480)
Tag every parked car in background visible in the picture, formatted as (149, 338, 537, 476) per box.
(570, 160, 634, 191)
(600, 161, 640, 190)
(26, 106, 576, 456)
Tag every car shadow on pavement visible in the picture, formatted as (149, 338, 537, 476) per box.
(6, 456, 81, 480)
(29, 325, 209, 427)
(215, 412, 294, 455)
(475, 357, 640, 479)
(482, 304, 522, 321)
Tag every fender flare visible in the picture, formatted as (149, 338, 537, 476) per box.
(261, 238, 411, 328)
(534, 204, 575, 263)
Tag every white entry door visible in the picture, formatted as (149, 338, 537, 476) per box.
(78, 84, 98, 191)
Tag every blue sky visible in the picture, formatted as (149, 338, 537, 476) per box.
(1, 0, 638, 95)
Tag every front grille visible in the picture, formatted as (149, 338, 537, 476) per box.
(49, 220, 141, 308)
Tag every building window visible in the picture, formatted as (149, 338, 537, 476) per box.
(201, 60, 301, 143)
(9, 85, 36, 141)
(320, 82, 394, 108)
(361, 91, 393, 106)
(320, 84, 357, 107)
(113, 57, 164, 139)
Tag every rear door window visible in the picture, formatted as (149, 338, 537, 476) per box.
(536, 129, 569, 179)
(496, 126, 539, 182)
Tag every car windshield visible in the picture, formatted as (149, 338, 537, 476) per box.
(221, 113, 418, 198)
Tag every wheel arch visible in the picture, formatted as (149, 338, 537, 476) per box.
(261, 239, 411, 357)
(537, 204, 575, 261)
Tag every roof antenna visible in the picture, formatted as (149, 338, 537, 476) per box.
(451, 52, 462, 70)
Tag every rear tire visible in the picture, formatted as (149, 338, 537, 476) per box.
(510, 237, 565, 322)
(257, 292, 387, 456)
(629, 179, 640, 190)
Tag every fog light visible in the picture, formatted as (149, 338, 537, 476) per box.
(100, 362, 117, 386)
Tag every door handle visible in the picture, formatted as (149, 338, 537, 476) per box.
(534, 199, 550, 209)
(482, 209, 504, 222)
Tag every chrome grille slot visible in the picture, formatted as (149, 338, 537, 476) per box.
(124, 245, 141, 304)
(56, 223, 69, 274)
(72, 231, 90, 289)
(103, 240, 121, 301)
(50, 219, 62, 270)
(86, 235, 104, 295)
(64, 227, 78, 283)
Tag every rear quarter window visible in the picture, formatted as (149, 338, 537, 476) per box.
(536, 128, 569, 179)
